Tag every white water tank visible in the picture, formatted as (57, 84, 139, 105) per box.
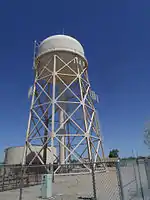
(36, 35, 87, 84)
(38, 35, 85, 57)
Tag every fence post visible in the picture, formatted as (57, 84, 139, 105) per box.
(132, 159, 139, 195)
(116, 160, 125, 200)
(19, 166, 24, 200)
(90, 160, 97, 200)
(136, 158, 144, 200)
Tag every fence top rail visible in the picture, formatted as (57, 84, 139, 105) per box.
(0, 159, 120, 168)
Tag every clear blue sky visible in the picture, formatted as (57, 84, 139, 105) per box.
(0, 0, 150, 161)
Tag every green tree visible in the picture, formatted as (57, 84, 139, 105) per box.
(109, 149, 119, 158)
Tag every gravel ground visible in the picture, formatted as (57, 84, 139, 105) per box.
(0, 164, 149, 200)
(0, 169, 119, 200)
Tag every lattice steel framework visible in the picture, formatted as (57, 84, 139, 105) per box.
(22, 41, 105, 173)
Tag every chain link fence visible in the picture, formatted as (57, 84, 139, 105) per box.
(136, 158, 150, 199)
(0, 158, 150, 200)
(119, 158, 150, 200)
(95, 161, 121, 200)
(145, 158, 150, 189)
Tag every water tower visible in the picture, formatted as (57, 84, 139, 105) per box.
(22, 35, 104, 173)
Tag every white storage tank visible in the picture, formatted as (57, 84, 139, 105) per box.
(36, 35, 87, 84)
(38, 34, 85, 57)
(4, 146, 56, 165)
